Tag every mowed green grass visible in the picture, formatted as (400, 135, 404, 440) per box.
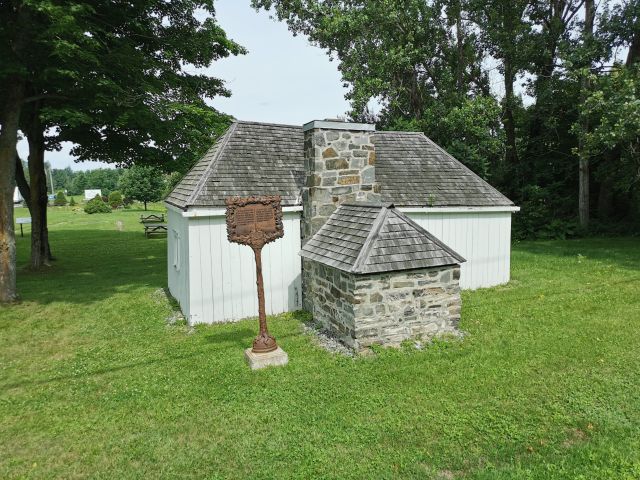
(1, 206, 639, 479)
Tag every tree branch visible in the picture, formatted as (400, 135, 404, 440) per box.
(22, 94, 68, 104)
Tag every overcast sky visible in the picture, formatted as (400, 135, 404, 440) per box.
(18, 0, 349, 171)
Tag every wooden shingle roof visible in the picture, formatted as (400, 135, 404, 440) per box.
(165, 121, 305, 210)
(165, 120, 513, 210)
(375, 131, 513, 207)
(299, 203, 465, 274)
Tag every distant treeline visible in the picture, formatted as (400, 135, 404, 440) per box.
(20, 161, 125, 197)
(51, 167, 123, 197)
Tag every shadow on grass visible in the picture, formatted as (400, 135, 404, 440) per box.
(15, 229, 167, 305)
(202, 327, 256, 349)
(0, 349, 208, 391)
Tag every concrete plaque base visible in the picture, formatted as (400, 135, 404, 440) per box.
(244, 347, 289, 370)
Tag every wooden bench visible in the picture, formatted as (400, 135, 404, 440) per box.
(144, 223, 168, 238)
(140, 214, 165, 224)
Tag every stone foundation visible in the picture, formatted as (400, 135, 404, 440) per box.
(305, 261, 462, 351)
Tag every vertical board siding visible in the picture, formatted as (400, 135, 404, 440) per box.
(406, 211, 512, 290)
(167, 208, 190, 319)
(177, 210, 512, 324)
(187, 212, 303, 324)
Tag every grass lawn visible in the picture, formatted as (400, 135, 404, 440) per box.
(1, 206, 639, 479)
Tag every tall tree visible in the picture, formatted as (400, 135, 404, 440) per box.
(0, 0, 29, 302)
(578, 0, 595, 228)
(24, 101, 52, 267)
(1, 0, 245, 285)
(469, 0, 532, 168)
(118, 165, 165, 211)
(572, 0, 640, 221)
(0, 80, 24, 302)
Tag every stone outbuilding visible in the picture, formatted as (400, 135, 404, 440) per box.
(300, 202, 465, 350)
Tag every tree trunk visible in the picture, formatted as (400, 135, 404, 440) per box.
(578, 0, 595, 229)
(578, 157, 589, 227)
(0, 78, 25, 303)
(455, 3, 465, 91)
(15, 154, 31, 210)
(627, 27, 639, 66)
(144, 201, 147, 211)
(25, 104, 52, 269)
(503, 58, 519, 165)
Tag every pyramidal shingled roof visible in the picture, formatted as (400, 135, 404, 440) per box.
(165, 120, 514, 210)
(166, 121, 305, 210)
(299, 203, 465, 274)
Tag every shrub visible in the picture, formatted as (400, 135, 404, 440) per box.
(84, 195, 111, 214)
(53, 190, 68, 206)
(108, 190, 123, 209)
(69, 196, 77, 207)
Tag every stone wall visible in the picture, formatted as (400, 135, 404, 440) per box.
(352, 266, 461, 349)
(301, 122, 380, 241)
(305, 260, 462, 351)
(304, 260, 357, 347)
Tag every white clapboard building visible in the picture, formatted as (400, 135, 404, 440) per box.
(166, 120, 519, 324)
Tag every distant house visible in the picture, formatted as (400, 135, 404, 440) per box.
(84, 189, 102, 201)
(166, 119, 519, 325)
(13, 187, 23, 204)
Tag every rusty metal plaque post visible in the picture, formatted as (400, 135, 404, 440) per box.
(225, 195, 284, 353)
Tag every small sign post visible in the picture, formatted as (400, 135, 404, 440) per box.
(16, 217, 31, 238)
(225, 195, 284, 357)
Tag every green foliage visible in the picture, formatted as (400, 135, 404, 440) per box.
(62, 169, 124, 196)
(572, 66, 640, 193)
(512, 185, 580, 240)
(4, 206, 640, 478)
(53, 190, 67, 206)
(69, 196, 76, 207)
(10, 0, 247, 173)
(440, 97, 505, 180)
(108, 190, 123, 209)
(390, 96, 505, 180)
(83, 195, 111, 214)
(118, 166, 165, 209)
(254, 0, 640, 238)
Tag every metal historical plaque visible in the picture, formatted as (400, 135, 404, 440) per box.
(225, 195, 284, 353)
(225, 195, 283, 248)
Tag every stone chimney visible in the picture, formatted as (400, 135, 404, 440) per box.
(301, 120, 380, 242)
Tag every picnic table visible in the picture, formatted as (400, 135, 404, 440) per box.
(16, 217, 31, 237)
(140, 214, 165, 223)
(144, 223, 167, 238)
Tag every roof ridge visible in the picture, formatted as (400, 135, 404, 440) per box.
(235, 119, 302, 129)
(390, 209, 466, 263)
(350, 206, 390, 273)
(185, 122, 237, 207)
(342, 201, 393, 208)
(374, 130, 423, 135)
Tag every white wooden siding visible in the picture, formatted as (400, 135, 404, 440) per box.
(167, 208, 190, 318)
(405, 211, 512, 290)
(168, 208, 513, 324)
(186, 212, 302, 324)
